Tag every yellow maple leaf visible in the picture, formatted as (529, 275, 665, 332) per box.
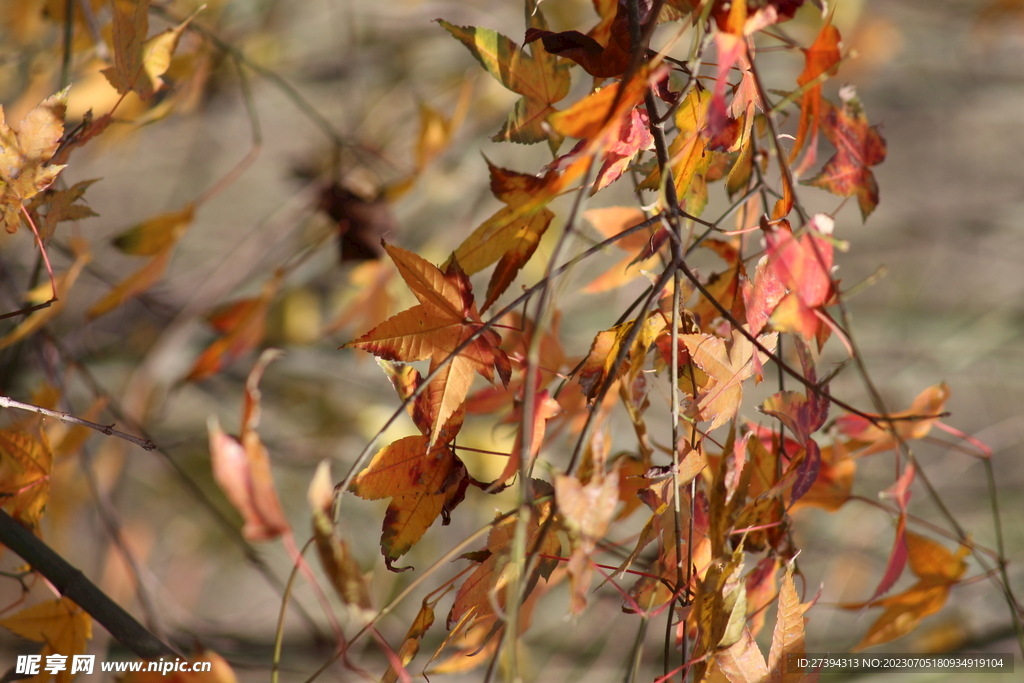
(0, 598, 92, 683)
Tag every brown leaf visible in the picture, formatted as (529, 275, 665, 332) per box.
(309, 461, 372, 617)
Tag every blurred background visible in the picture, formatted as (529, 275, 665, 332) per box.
(0, 0, 1022, 681)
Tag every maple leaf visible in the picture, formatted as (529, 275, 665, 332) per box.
(844, 532, 968, 651)
(592, 106, 654, 192)
(835, 383, 950, 456)
(25, 178, 99, 240)
(382, 596, 437, 683)
(0, 598, 91, 683)
(351, 435, 470, 571)
(187, 272, 283, 381)
(711, 564, 817, 683)
(0, 429, 54, 533)
(556, 464, 620, 614)
(345, 243, 511, 445)
(790, 18, 842, 175)
(641, 88, 713, 216)
(447, 494, 560, 631)
(112, 204, 196, 256)
(759, 337, 830, 503)
(578, 309, 666, 403)
(763, 214, 838, 348)
(681, 328, 777, 430)
(207, 350, 290, 542)
(494, 388, 561, 488)
(101, 0, 197, 101)
(451, 161, 555, 311)
(0, 88, 69, 233)
(802, 86, 887, 220)
(524, 0, 650, 78)
(743, 254, 786, 336)
(439, 9, 570, 149)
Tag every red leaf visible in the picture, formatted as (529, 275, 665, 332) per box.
(802, 87, 887, 220)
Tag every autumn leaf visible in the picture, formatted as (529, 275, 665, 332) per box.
(711, 564, 816, 683)
(592, 106, 654, 192)
(102, 0, 198, 101)
(494, 388, 561, 488)
(112, 204, 196, 255)
(845, 532, 968, 651)
(89, 204, 196, 319)
(759, 337, 829, 503)
(346, 243, 511, 445)
(382, 597, 436, 683)
(447, 494, 560, 630)
(578, 309, 666, 403)
(0, 88, 69, 233)
(524, 0, 647, 78)
(764, 214, 837, 348)
(351, 435, 470, 571)
(742, 254, 786, 336)
(207, 350, 290, 542)
(0, 598, 91, 683)
(309, 460, 372, 618)
(0, 429, 54, 532)
(556, 464, 619, 614)
(87, 246, 174, 319)
(681, 328, 777, 430)
(582, 206, 664, 293)
(802, 86, 887, 220)
(25, 178, 99, 240)
(790, 19, 842, 175)
(835, 383, 951, 456)
(640, 88, 713, 215)
(187, 272, 283, 381)
(451, 161, 555, 311)
(439, 9, 570, 148)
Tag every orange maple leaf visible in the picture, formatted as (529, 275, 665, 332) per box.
(187, 272, 283, 381)
(764, 215, 837, 348)
(346, 243, 511, 445)
(451, 161, 556, 311)
(681, 328, 777, 430)
(790, 18, 843, 175)
(447, 496, 560, 631)
(844, 532, 969, 651)
(351, 435, 470, 571)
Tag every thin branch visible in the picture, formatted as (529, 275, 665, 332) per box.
(0, 395, 156, 450)
(0, 509, 177, 659)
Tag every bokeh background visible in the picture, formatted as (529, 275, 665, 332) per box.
(1, 0, 1022, 681)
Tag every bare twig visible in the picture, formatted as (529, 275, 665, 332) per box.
(0, 394, 156, 450)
